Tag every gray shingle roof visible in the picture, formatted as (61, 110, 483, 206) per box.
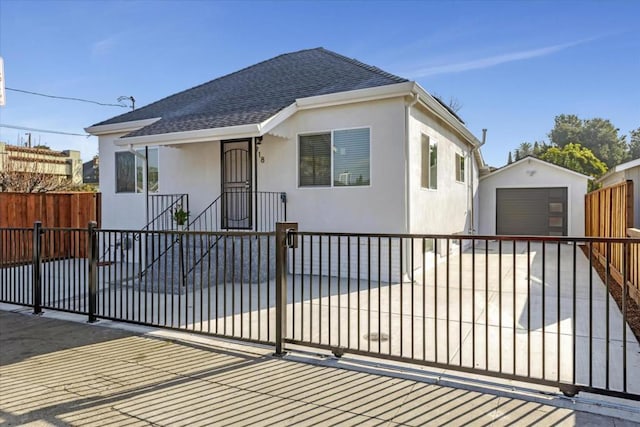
(93, 48, 408, 138)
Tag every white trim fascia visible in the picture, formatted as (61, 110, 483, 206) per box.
(296, 81, 415, 110)
(114, 123, 261, 147)
(100, 80, 484, 149)
(257, 82, 414, 138)
(595, 157, 640, 183)
(480, 156, 593, 181)
(412, 83, 482, 149)
(259, 103, 297, 135)
(85, 118, 161, 136)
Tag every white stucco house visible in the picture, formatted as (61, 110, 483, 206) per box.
(86, 48, 487, 238)
(595, 157, 640, 227)
(478, 156, 591, 237)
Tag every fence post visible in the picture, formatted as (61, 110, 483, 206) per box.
(88, 221, 98, 323)
(275, 221, 297, 356)
(32, 221, 42, 315)
(280, 192, 287, 222)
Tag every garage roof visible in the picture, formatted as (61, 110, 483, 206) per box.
(480, 156, 592, 181)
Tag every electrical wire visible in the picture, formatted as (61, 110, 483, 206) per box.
(6, 87, 128, 108)
(0, 123, 89, 137)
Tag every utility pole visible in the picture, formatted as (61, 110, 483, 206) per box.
(117, 95, 135, 111)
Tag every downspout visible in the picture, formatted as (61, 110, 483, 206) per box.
(404, 93, 419, 235)
(468, 129, 486, 234)
(128, 144, 149, 227)
(403, 93, 419, 282)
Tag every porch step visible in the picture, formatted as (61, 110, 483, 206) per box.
(135, 234, 275, 294)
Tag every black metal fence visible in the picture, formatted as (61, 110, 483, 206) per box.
(284, 229, 640, 401)
(1, 222, 639, 402)
(189, 191, 286, 232)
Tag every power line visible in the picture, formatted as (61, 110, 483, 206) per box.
(0, 123, 89, 137)
(6, 87, 128, 108)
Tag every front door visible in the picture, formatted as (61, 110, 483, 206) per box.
(221, 140, 252, 229)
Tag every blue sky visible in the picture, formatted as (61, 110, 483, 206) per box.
(1, 0, 638, 165)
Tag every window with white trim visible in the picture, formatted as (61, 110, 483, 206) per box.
(421, 134, 437, 189)
(455, 153, 465, 183)
(115, 147, 159, 193)
(299, 128, 370, 187)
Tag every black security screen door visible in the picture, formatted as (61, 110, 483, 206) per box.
(221, 140, 252, 229)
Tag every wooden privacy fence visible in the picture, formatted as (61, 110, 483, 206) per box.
(585, 180, 639, 304)
(0, 192, 101, 265)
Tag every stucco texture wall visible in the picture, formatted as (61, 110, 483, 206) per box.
(99, 137, 221, 229)
(258, 97, 407, 233)
(99, 132, 147, 229)
(407, 107, 478, 236)
(478, 158, 589, 236)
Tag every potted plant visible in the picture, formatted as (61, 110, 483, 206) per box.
(172, 205, 190, 229)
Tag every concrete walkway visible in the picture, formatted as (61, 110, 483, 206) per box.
(1, 309, 638, 427)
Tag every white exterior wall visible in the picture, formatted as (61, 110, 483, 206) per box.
(99, 132, 146, 229)
(99, 135, 221, 229)
(407, 107, 478, 236)
(157, 142, 221, 219)
(99, 98, 407, 233)
(258, 97, 407, 233)
(478, 159, 589, 236)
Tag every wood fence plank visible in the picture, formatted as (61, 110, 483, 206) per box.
(0, 192, 101, 263)
(585, 180, 638, 305)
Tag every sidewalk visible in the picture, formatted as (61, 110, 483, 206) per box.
(0, 308, 638, 427)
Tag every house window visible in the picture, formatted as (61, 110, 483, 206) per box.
(299, 133, 331, 187)
(115, 147, 159, 193)
(299, 128, 370, 187)
(421, 134, 437, 189)
(455, 153, 465, 183)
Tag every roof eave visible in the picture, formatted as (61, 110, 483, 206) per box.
(480, 156, 593, 181)
(85, 118, 162, 136)
(259, 82, 415, 137)
(296, 81, 414, 110)
(114, 123, 262, 147)
(595, 157, 640, 183)
(412, 83, 482, 148)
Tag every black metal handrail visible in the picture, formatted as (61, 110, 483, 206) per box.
(146, 194, 189, 231)
(184, 191, 286, 278)
(188, 193, 224, 232)
(140, 191, 286, 281)
(99, 194, 189, 263)
(188, 191, 286, 233)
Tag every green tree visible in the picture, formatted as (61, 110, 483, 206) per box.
(629, 127, 640, 160)
(532, 141, 550, 156)
(548, 114, 582, 147)
(539, 143, 607, 180)
(549, 115, 629, 168)
(513, 142, 533, 161)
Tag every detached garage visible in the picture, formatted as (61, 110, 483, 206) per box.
(478, 157, 591, 236)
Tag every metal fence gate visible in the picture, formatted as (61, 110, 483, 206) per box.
(1, 222, 639, 402)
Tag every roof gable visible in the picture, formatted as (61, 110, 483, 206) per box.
(92, 48, 408, 138)
(480, 156, 592, 181)
(595, 157, 640, 183)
